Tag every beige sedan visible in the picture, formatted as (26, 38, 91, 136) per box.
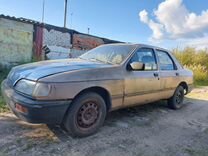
(1, 44, 193, 137)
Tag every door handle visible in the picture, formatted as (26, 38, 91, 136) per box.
(153, 73, 159, 77)
(176, 72, 179, 76)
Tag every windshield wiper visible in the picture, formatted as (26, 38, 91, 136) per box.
(79, 57, 113, 65)
(89, 58, 113, 65)
(78, 56, 87, 60)
(89, 58, 104, 63)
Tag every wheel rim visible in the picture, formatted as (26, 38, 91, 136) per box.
(77, 101, 99, 128)
(176, 90, 183, 105)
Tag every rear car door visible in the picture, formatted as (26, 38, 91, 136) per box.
(155, 49, 180, 98)
(124, 47, 161, 106)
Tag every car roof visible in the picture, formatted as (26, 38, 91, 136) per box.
(103, 43, 171, 53)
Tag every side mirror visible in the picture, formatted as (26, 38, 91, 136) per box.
(129, 62, 144, 70)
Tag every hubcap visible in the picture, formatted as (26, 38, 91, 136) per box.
(77, 102, 99, 128)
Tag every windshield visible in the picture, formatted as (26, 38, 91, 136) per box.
(79, 44, 136, 65)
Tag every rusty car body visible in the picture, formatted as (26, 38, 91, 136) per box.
(1, 43, 193, 137)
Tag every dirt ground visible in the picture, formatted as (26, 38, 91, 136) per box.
(0, 87, 208, 156)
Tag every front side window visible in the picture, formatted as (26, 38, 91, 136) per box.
(156, 50, 175, 70)
(79, 45, 136, 65)
(130, 48, 157, 70)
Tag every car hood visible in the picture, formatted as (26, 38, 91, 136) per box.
(8, 58, 111, 85)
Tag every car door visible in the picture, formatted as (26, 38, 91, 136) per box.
(124, 47, 161, 106)
(155, 49, 180, 99)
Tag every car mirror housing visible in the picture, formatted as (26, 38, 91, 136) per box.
(129, 62, 144, 71)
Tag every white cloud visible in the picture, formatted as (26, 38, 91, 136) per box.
(139, 10, 164, 40)
(139, 0, 208, 41)
(139, 10, 148, 23)
(184, 36, 208, 49)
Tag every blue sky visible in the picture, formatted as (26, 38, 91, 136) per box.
(0, 0, 208, 49)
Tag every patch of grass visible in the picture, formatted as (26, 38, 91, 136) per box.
(0, 65, 11, 113)
(195, 81, 208, 86)
(0, 151, 7, 156)
(0, 97, 9, 113)
(184, 148, 208, 156)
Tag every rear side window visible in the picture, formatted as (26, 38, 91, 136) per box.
(156, 50, 175, 70)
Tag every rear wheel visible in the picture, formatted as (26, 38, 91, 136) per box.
(168, 86, 185, 109)
(63, 92, 106, 137)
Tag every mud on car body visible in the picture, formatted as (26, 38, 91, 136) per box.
(1, 43, 193, 137)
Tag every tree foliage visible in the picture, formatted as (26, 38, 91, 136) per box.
(173, 47, 208, 85)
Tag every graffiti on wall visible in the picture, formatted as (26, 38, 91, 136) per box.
(43, 28, 71, 48)
(34, 26, 43, 60)
(73, 34, 104, 50)
(0, 18, 33, 66)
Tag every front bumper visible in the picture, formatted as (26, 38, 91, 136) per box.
(1, 79, 71, 124)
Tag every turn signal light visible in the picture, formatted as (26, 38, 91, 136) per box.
(15, 103, 28, 114)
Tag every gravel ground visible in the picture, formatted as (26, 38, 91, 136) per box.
(0, 87, 208, 156)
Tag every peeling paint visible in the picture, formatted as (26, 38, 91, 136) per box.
(43, 28, 71, 48)
(73, 34, 104, 50)
(42, 45, 86, 60)
(34, 26, 43, 60)
(0, 15, 121, 65)
(0, 18, 33, 66)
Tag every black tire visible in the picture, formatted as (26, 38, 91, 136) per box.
(63, 92, 107, 137)
(168, 86, 185, 109)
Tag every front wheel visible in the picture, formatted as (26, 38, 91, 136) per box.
(168, 86, 185, 109)
(63, 92, 107, 137)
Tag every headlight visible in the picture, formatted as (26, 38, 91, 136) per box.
(15, 79, 51, 97)
(33, 82, 51, 97)
(15, 79, 36, 96)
